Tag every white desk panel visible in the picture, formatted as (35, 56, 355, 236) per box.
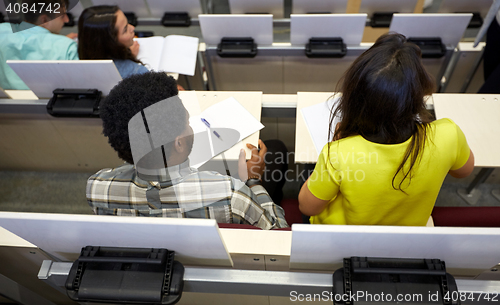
(0, 212, 233, 267)
(199, 14, 273, 46)
(91, 0, 151, 17)
(359, 0, 417, 15)
(433, 93, 500, 168)
(290, 14, 367, 46)
(7, 60, 122, 99)
(229, 0, 284, 18)
(292, 0, 348, 14)
(146, 0, 202, 18)
(290, 224, 500, 275)
(390, 13, 472, 49)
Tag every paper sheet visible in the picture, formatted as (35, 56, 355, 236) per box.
(135, 35, 199, 75)
(198, 97, 264, 142)
(161, 35, 199, 76)
(187, 97, 264, 168)
(301, 96, 341, 154)
(135, 36, 164, 71)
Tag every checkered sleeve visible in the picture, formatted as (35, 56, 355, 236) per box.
(229, 178, 289, 230)
(86, 168, 112, 213)
(86, 165, 149, 212)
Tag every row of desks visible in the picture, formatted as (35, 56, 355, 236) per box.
(0, 91, 499, 169)
(0, 210, 500, 304)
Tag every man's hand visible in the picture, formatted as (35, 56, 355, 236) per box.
(238, 139, 267, 181)
(130, 41, 140, 58)
(246, 139, 267, 180)
(238, 149, 248, 181)
(66, 32, 78, 40)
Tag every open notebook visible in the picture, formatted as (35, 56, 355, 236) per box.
(135, 35, 199, 76)
(301, 95, 341, 154)
(184, 97, 264, 168)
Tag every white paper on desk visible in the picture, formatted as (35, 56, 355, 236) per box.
(135, 35, 199, 75)
(198, 97, 264, 142)
(301, 96, 341, 154)
(187, 97, 265, 168)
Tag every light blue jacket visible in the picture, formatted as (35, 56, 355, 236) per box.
(113, 59, 149, 79)
(0, 22, 79, 90)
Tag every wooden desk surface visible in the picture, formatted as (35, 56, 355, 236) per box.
(4, 90, 38, 100)
(0, 227, 35, 247)
(433, 93, 500, 168)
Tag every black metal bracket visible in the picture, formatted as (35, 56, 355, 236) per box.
(333, 257, 459, 305)
(408, 37, 446, 58)
(306, 11, 332, 14)
(63, 12, 75, 27)
(47, 89, 101, 118)
(124, 12, 138, 27)
(467, 12, 483, 28)
(162, 12, 191, 27)
(217, 37, 257, 58)
(306, 37, 346, 58)
(66, 246, 184, 305)
(370, 12, 396, 27)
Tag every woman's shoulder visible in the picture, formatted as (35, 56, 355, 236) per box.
(430, 117, 457, 127)
(429, 118, 461, 136)
(427, 118, 468, 150)
(113, 59, 149, 79)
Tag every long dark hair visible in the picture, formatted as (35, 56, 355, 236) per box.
(78, 5, 141, 63)
(328, 33, 435, 191)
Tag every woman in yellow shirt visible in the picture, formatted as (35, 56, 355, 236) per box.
(298, 33, 474, 226)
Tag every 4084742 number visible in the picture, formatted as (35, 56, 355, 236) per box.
(444, 291, 499, 302)
(5, 2, 61, 14)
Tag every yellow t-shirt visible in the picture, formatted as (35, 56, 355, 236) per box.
(307, 118, 470, 226)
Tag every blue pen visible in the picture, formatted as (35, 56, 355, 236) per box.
(201, 118, 223, 140)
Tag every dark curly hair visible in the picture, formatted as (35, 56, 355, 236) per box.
(100, 72, 180, 164)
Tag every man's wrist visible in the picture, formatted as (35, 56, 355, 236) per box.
(245, 176, 262, 187)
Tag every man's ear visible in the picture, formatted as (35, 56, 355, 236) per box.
(174, 136, 184, 153)
(37, 14, 50, 25)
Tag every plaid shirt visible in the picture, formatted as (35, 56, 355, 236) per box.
(86, 160, 288, 230)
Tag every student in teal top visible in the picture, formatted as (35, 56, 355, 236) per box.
(77, 6, 148, 79)
(0, 0, 78, 90)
